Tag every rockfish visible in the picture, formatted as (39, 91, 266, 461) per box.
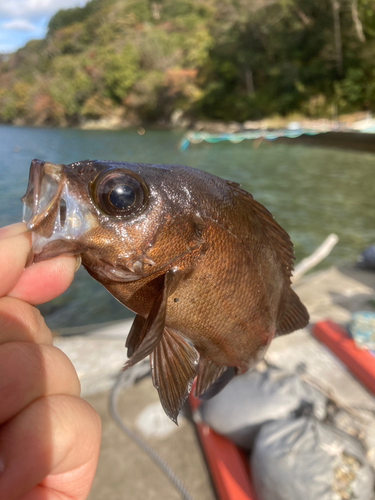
(22, 159, 309, 422)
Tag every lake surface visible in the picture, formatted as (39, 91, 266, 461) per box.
(0, 125, 374, 331)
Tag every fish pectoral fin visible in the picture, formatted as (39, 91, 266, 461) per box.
(123, 268, 183, 369)
(276, 288, 310, 336)
(195, 359, 236, 400)
(123, 280, 168, 368)
(150, 328, 199, 424)
(125, 314, 146, 358)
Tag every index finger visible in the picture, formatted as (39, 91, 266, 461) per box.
(9, 255, 78, 305)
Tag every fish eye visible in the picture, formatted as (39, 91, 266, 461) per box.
(91, 169, 148, 217)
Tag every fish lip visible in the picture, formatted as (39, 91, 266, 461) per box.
(28, 234, 88, 265)
(22, 159, 91, 264)
(83, 255, 145, 283)
(22, 159, 65, 222)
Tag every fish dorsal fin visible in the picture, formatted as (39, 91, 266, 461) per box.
(276, 289, 309, 336)
(227, 181, 295, 282)
(123, 269, 182, 369)
(150, 328, 199, 423)
(228, 182, 309, 334)
(125, 314, 146, 358)
(195, 359, 235, 400)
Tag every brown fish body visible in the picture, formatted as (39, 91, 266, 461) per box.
(22, 159, 309, 421)
(99, 205, 280, 370)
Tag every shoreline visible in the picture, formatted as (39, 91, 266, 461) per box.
(79, 110, 375, 134)
(5, 110, 374, 133)
(80, 111, 375, 154)
(3, 113, 375, 155)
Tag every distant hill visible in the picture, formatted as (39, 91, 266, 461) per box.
(1, 0, 375, 127)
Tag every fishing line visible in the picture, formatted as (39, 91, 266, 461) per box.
(109, 370, 196, 500)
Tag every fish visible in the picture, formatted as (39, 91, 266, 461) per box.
(21, 158, 309, 422)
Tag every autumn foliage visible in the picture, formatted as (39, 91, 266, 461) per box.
(1, 0, 375, 126)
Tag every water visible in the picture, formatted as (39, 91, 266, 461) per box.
(1, 125, 374, 330)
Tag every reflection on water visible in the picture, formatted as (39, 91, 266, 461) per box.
(1, 125, 374, 330)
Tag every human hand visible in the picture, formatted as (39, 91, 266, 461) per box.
(0, 223, 101, 500)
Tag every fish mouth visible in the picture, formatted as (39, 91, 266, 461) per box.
(22, 159, 89, 265)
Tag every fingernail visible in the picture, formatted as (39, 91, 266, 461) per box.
(75, 255, 82, 273)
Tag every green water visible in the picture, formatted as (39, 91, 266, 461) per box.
(0, 125, 374, 330)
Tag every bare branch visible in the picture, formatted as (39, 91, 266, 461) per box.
(294, 7, 312, 26)
(351, 0, 366, 42)
(331, 0, 343, 76)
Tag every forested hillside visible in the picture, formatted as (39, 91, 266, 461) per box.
(1, 0, 375, 127)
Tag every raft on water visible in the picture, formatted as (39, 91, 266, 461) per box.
(179, 128, 325, 150)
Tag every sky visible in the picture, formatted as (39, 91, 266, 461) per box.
(0, 0, 87, 53)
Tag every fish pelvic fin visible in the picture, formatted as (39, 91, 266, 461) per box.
(276, 289, 310, 336)
(123, 269, 182, 369)
(195, 359, 236, 400)
(150, 328, 199, 424)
